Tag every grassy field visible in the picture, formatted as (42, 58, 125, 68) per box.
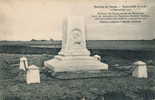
(0, 40, 155, 100)
(0, 49, 155, 100)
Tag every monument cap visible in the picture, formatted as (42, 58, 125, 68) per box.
(134, 61, 146, 66)
(28, 65, 39, 70)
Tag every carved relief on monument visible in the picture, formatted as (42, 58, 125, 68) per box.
(70, 28, 83, 49)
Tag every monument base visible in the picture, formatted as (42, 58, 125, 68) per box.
(44, 55, 108, 72)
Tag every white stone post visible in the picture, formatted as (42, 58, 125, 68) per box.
(26, 65, 40, 84)
(19, 56, 28, 71)
(132, 61, 148, 78)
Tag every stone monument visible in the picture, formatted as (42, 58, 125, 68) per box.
(44, 16, 108, 72)
(26, 65, 40, 84)
(132, 61, 148, 78)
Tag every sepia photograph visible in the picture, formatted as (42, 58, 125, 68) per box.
(0, 0, 155, 100)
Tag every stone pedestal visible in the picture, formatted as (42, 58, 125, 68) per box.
(45, 55, 108, 72)
(44, 16, 108, 72)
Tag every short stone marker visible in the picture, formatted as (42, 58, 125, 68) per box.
(19, 56, 28, 71)
(132, 61, 148, 78)
(26, 65, 40, 84)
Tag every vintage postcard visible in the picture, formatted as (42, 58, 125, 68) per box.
(0, 0, 154, 100)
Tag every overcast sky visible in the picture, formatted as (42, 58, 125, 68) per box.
(0, 0, 154, 40)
